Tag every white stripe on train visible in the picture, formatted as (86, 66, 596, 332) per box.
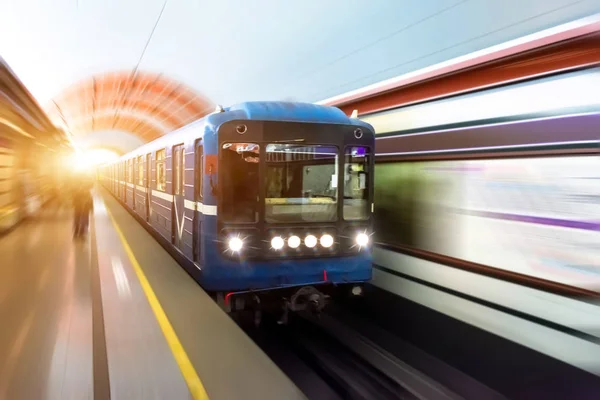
(110, 180, 217, 216)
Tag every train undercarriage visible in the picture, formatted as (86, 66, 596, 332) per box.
(215, 283, 365, 326)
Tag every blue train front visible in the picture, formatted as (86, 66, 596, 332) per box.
(200, 102, 374, 313)
(99, 101, 374, 316)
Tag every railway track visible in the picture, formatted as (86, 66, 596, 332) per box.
(241, 306, 504, 399)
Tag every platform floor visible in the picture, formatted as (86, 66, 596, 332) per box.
(0, 202, 93, 400)
(0, 189, 305, 400)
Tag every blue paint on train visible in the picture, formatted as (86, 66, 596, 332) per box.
(198, 215, 372, 291)
(100, 101, 374, 295)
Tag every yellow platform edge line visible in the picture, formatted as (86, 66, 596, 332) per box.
(106, 208, 210, 400)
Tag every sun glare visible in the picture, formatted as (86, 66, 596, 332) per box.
(68, 149, 119, 171)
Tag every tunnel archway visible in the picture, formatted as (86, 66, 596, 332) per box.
(45, 70, 214, 153)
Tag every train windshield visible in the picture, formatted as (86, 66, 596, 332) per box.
(221, 143, 260, 223)
(265, 144, 338, 223)
(343, 146, 370, 220)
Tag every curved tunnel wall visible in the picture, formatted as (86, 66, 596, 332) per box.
(45, 70, 215, 153)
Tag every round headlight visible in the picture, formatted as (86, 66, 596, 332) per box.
(228, 237, 243, 252)
(355, 232, 369, 247)
(271, 236, 284, 250)
(288, 235, 301, 249)
(320, 234, 334, 248)
(305, 235, 317, 248)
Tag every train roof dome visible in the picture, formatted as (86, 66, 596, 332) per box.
(226, 101, 352, 124)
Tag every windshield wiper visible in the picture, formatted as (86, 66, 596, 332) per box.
(269, 138, 305, 143)
(311, 194, 336, 200)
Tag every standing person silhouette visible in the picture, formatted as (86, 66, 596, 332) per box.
(73, 185, 93, 238)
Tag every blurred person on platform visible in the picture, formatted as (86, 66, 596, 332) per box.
(73, 186, 93, 238)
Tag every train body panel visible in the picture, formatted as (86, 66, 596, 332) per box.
(197, 214, 372, 291)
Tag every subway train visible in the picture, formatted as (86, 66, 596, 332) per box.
(99, 101, 374, 319)
(355, 66, 600, 380)
(0, 140, 44, 233)
(364, 67, 600, 290)
(0, 58, 68, 234)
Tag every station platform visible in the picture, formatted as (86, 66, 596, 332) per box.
(0, 188, 305, 400)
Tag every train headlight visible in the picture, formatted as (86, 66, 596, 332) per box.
(304, 235, 317, 248)
(320, 234, 334, 248)
(228, 237, 243, 252)
(288, 235, 301, 249)
(355, 233, 369, 247)
(271, 236, 284, 250)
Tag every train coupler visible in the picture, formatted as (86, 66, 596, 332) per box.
(290, 285, 328, 313)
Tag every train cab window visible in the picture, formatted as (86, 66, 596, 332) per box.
(156, 149, 166, 191)
(137, 155, 144, 186)
(221, 143, 259, 223)
(265, 144, 338, 223)
(343, 146, 370, 221)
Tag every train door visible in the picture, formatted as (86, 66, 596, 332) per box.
(0, 136, 17, 232)
(121, 161, 125, 201)
(126, 159, 132, 205)
(122, 161, 127, 202)
(119, 163, 123, 198)
(193, 140, 203, 263)
(145, 153, 151, 222)
(172, 144, 185, 249)
(121, 162, 124, 197)
(132, 158, 137, 210)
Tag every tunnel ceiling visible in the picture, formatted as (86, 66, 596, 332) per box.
(0, 0, 598, 153)
(46, 71, 213, 145)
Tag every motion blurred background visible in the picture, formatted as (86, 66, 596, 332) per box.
(0, 1, 599, 399)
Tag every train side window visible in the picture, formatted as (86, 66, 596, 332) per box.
(133, 158, 137, 184)
(145, 153, 151, 187)
(137, 155, 144, 186)
(195, 142, 203, 201)
(128, 159, 134, 183)
(173, 144, 184, 195)
(173, 147, 179, 194)
(156, 149, 166, 191)
(180, 147, 185, 192)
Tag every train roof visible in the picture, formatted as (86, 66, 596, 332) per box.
(224, 101, 355, 124)
(116, 101, 372, 161)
